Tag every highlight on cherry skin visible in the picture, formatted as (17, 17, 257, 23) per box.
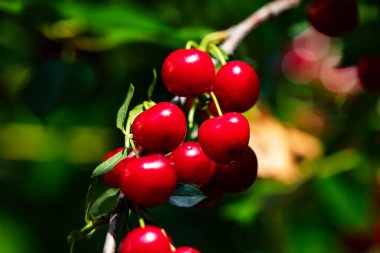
(119, 225, 173, 253)
(162, 48, 215, 97)
(198, 112, 250, 164)
(119, 154, 177, 208)
(131, 102, 187, 154)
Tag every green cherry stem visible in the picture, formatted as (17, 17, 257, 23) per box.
(188, 98, 198, 129)
(185, 40, 200, 50)
(70, 243, 75, 253)
(134, 206, 146, 228)
(161, 229, 176, 252)
(199, 31, 229, 51)
(129, 138, 140, 158)
(208, 43, 227, 65)
(209, 91, 223, 116)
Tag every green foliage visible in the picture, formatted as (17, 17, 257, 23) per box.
(1, 0, 380, 253)
(91, 149, 126, 177)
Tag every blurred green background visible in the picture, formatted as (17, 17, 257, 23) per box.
(1, 0, 380, 253)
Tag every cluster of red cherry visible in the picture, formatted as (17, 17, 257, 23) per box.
(100, 44, 260, 252)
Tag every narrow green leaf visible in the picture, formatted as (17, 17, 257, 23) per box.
(147, 69, 157, 100)
(168, 183, 206, 208)
(128, 104, 144, 125)
(89, 188, 119, 217)
(91, 149, 125, 177)
(116, 84, 135, 132)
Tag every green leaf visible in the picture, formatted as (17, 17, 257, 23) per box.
(91, 149, 125, 177)
(168, 183, 206, 208)
(147, 69, 157, 100)
(116, 84, 134, 132)
(89, 188, 119, 217)
(128, 104, 144, 125)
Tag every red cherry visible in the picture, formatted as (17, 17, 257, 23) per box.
(357, 55, 380, 93)
(198, 112, 250, 164)
(168, 142, 216, 187)
(132, 102, 187, 154)
(162, 49, 215, 97)
(119, 225, 172, 253)
(213, 147, 258, 193)
(119, 154, 177, 207)
(101, 147, 124, 188)
(212, 61, 260, 112)
(306, 0, 358, 37)
(174, 246, 201, 253)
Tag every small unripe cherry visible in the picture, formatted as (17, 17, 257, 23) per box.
(174, 246, 201, 253)
(357, 55, 380, 93)
(168, 142, 216, 187)
(213, 147, 258, 193)
(119, 225, 172, 253)
(306, 0, 358, 37)
(198, 112, 250, 164)
(212, 61, 260, 112)
(162, 49, 215, 97)
(132, 102, 187, 154)
(119, 154, 177, 207)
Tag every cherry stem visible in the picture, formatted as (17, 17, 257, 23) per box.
(209, 91, 223, 116)
(134, 206, 146, 228)
(188, 98, 198, 129)
(185, 40, 200, 49)
(129, 138, 140, 158)
(161, 229, 176, 252)
(208, 43, 227, 65)
(124, 117, 132, 148)
(199, 31, 228, 51)
(70, 243, 75, 253)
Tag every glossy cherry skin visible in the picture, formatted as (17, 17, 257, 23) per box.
(307, 0, 358, 37)
(357, 55, 380, 93)
(102, 147, 126, 188)
(119, 154, 177, 207)
(162, 49, 215, 97)
(213, 147, 258, 193)
(212, 61, 260, 113)
(198, 112, 250, 164)
(174, 246, 201, 253)
(132, 102, 187, 154)
(168, 142, 216, 187)
(119, 225, 172, 253)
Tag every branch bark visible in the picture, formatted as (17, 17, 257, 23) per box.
(220, 0, 301, 55)
(102, 193, 125, 253)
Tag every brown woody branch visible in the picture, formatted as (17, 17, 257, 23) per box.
(220, 0, 301, 55)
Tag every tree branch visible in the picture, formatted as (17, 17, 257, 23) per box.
(220, 0, 301, 55)
(102, 193, 125, 253)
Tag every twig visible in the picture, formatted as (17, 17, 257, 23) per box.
(220, 0, 301, 55)
(102, 193, 125, 253)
